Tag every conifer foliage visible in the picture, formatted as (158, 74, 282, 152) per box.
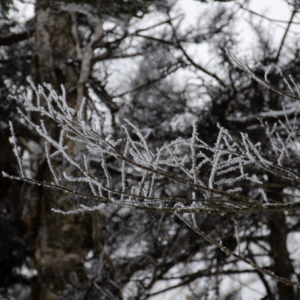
(1, 0, 300, 299)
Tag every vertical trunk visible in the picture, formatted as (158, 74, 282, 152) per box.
(33, 3, 78, 105)
(268, 187, 295, 300)
(22, 3, 91, 299)
(22, 4, 121, 299)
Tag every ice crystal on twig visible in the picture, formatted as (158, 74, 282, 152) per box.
(4, 76, 300, 217)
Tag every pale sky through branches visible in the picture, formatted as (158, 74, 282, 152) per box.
(10, 0, 298, 100)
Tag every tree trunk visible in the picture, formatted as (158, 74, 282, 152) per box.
(268, 186, 295, 300)
(22, 3, 91, 299)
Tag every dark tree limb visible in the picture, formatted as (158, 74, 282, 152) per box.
(0, 27, 34, 46)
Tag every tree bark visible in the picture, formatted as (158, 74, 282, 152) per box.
(268, 186, 296, 300)
(22, 3, 91, 299)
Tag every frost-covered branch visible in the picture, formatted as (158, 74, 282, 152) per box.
(4, 77, 300, 217)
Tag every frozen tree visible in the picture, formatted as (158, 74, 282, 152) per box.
(5, 53, 300, 298)
(2, 0, 300, 299)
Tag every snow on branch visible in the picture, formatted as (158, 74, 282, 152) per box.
(52, 203, 106, 215)
(4, 77, 300, 216)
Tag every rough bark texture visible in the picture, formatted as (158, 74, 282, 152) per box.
(21, 4, 92, 299)
(33, 4, 78, 106)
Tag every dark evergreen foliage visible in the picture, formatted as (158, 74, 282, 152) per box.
(1, 1, 300, 299)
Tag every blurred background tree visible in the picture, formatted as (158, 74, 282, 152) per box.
(1, 0, 300, 299)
